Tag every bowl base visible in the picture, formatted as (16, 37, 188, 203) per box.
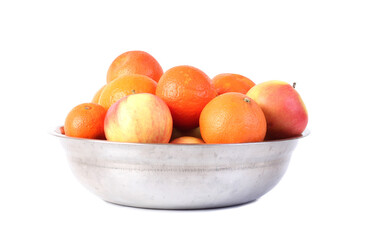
(102, 198, 258, 210)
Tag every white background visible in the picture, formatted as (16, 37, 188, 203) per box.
(1, 0, 372, 239)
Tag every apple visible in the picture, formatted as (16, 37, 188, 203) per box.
(104, 93, 173, 143)
(246, 80, 308, 139)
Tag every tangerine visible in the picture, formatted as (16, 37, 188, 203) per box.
(212, 73, 255, 95)
(170, 127, 202, 140)
(156, 65, 217, 130)
(64, 103, 107, 139)
(98, 74, 157, 110)
(92, 85, 106, 104)
(170, 136, 204, 144)
(106, 50, 163, 83)
(199, 92, 267, 143)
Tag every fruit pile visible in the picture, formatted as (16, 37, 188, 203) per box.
(63, 50, 308, 144)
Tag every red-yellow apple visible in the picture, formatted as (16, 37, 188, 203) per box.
(104, 93, 173, 143)
(246, 80, 308, 139)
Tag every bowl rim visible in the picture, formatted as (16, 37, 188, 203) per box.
(50, 126, 310, 147)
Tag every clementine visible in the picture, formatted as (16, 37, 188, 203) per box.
(98, 74, 157, 110)
(64, 103, 107, 139)
(170, 127, 202, 140)
(60, 126, 65, 135)
(170, 136, 204, 144)
(199, 92, 267, 143)
(212, 73, 255, 95)
(156, 65, 217, 130)
(92, 85, 106, 104)
(106, 50, 163, 83)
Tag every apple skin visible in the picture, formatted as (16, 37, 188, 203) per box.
(246, 80, 308, 139)
(104, 93, 173, 143)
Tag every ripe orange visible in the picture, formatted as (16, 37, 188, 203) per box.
(106, 50, 163, 83)
(170, 136, 204, 144)
(98, 74, 157, 110)
(199, 92, 267, 144)
(156, 65, 217, 130)
(170, 127, 202, 140)
(64, 103, 107, 139)
(212, 73, 255, 95)
(60, 126, 65, 135)
(92, 85, 106, 104)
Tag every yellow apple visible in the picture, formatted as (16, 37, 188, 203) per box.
(104, 93, 173, 143)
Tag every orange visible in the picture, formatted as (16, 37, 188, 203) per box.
(212, 73, 255, 95)
(106, 50, 163, 83)
(170, 136, 204, 144)
(92, 85, 106, 104)
(156, 65, 217, 130)
(64, 103, 107, 139)
(60, 126, 65, 135)
(170, 127, 202, 140)
(98, 74, 157, 110)
(199, 92, 267, 144)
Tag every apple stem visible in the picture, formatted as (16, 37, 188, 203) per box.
(131, 89, 136, 94)
(293, 82, 296, 88)
(244, 98, 250, 103)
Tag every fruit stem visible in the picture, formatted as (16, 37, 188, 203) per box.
(293, 82, 296, 88)
(131, 89, 136, 94)
(244, 98, 250, 103)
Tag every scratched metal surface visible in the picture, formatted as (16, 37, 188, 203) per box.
(52, 127, 309, 209)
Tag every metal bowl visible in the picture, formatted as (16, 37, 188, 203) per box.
(52, 127, 309, 209)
